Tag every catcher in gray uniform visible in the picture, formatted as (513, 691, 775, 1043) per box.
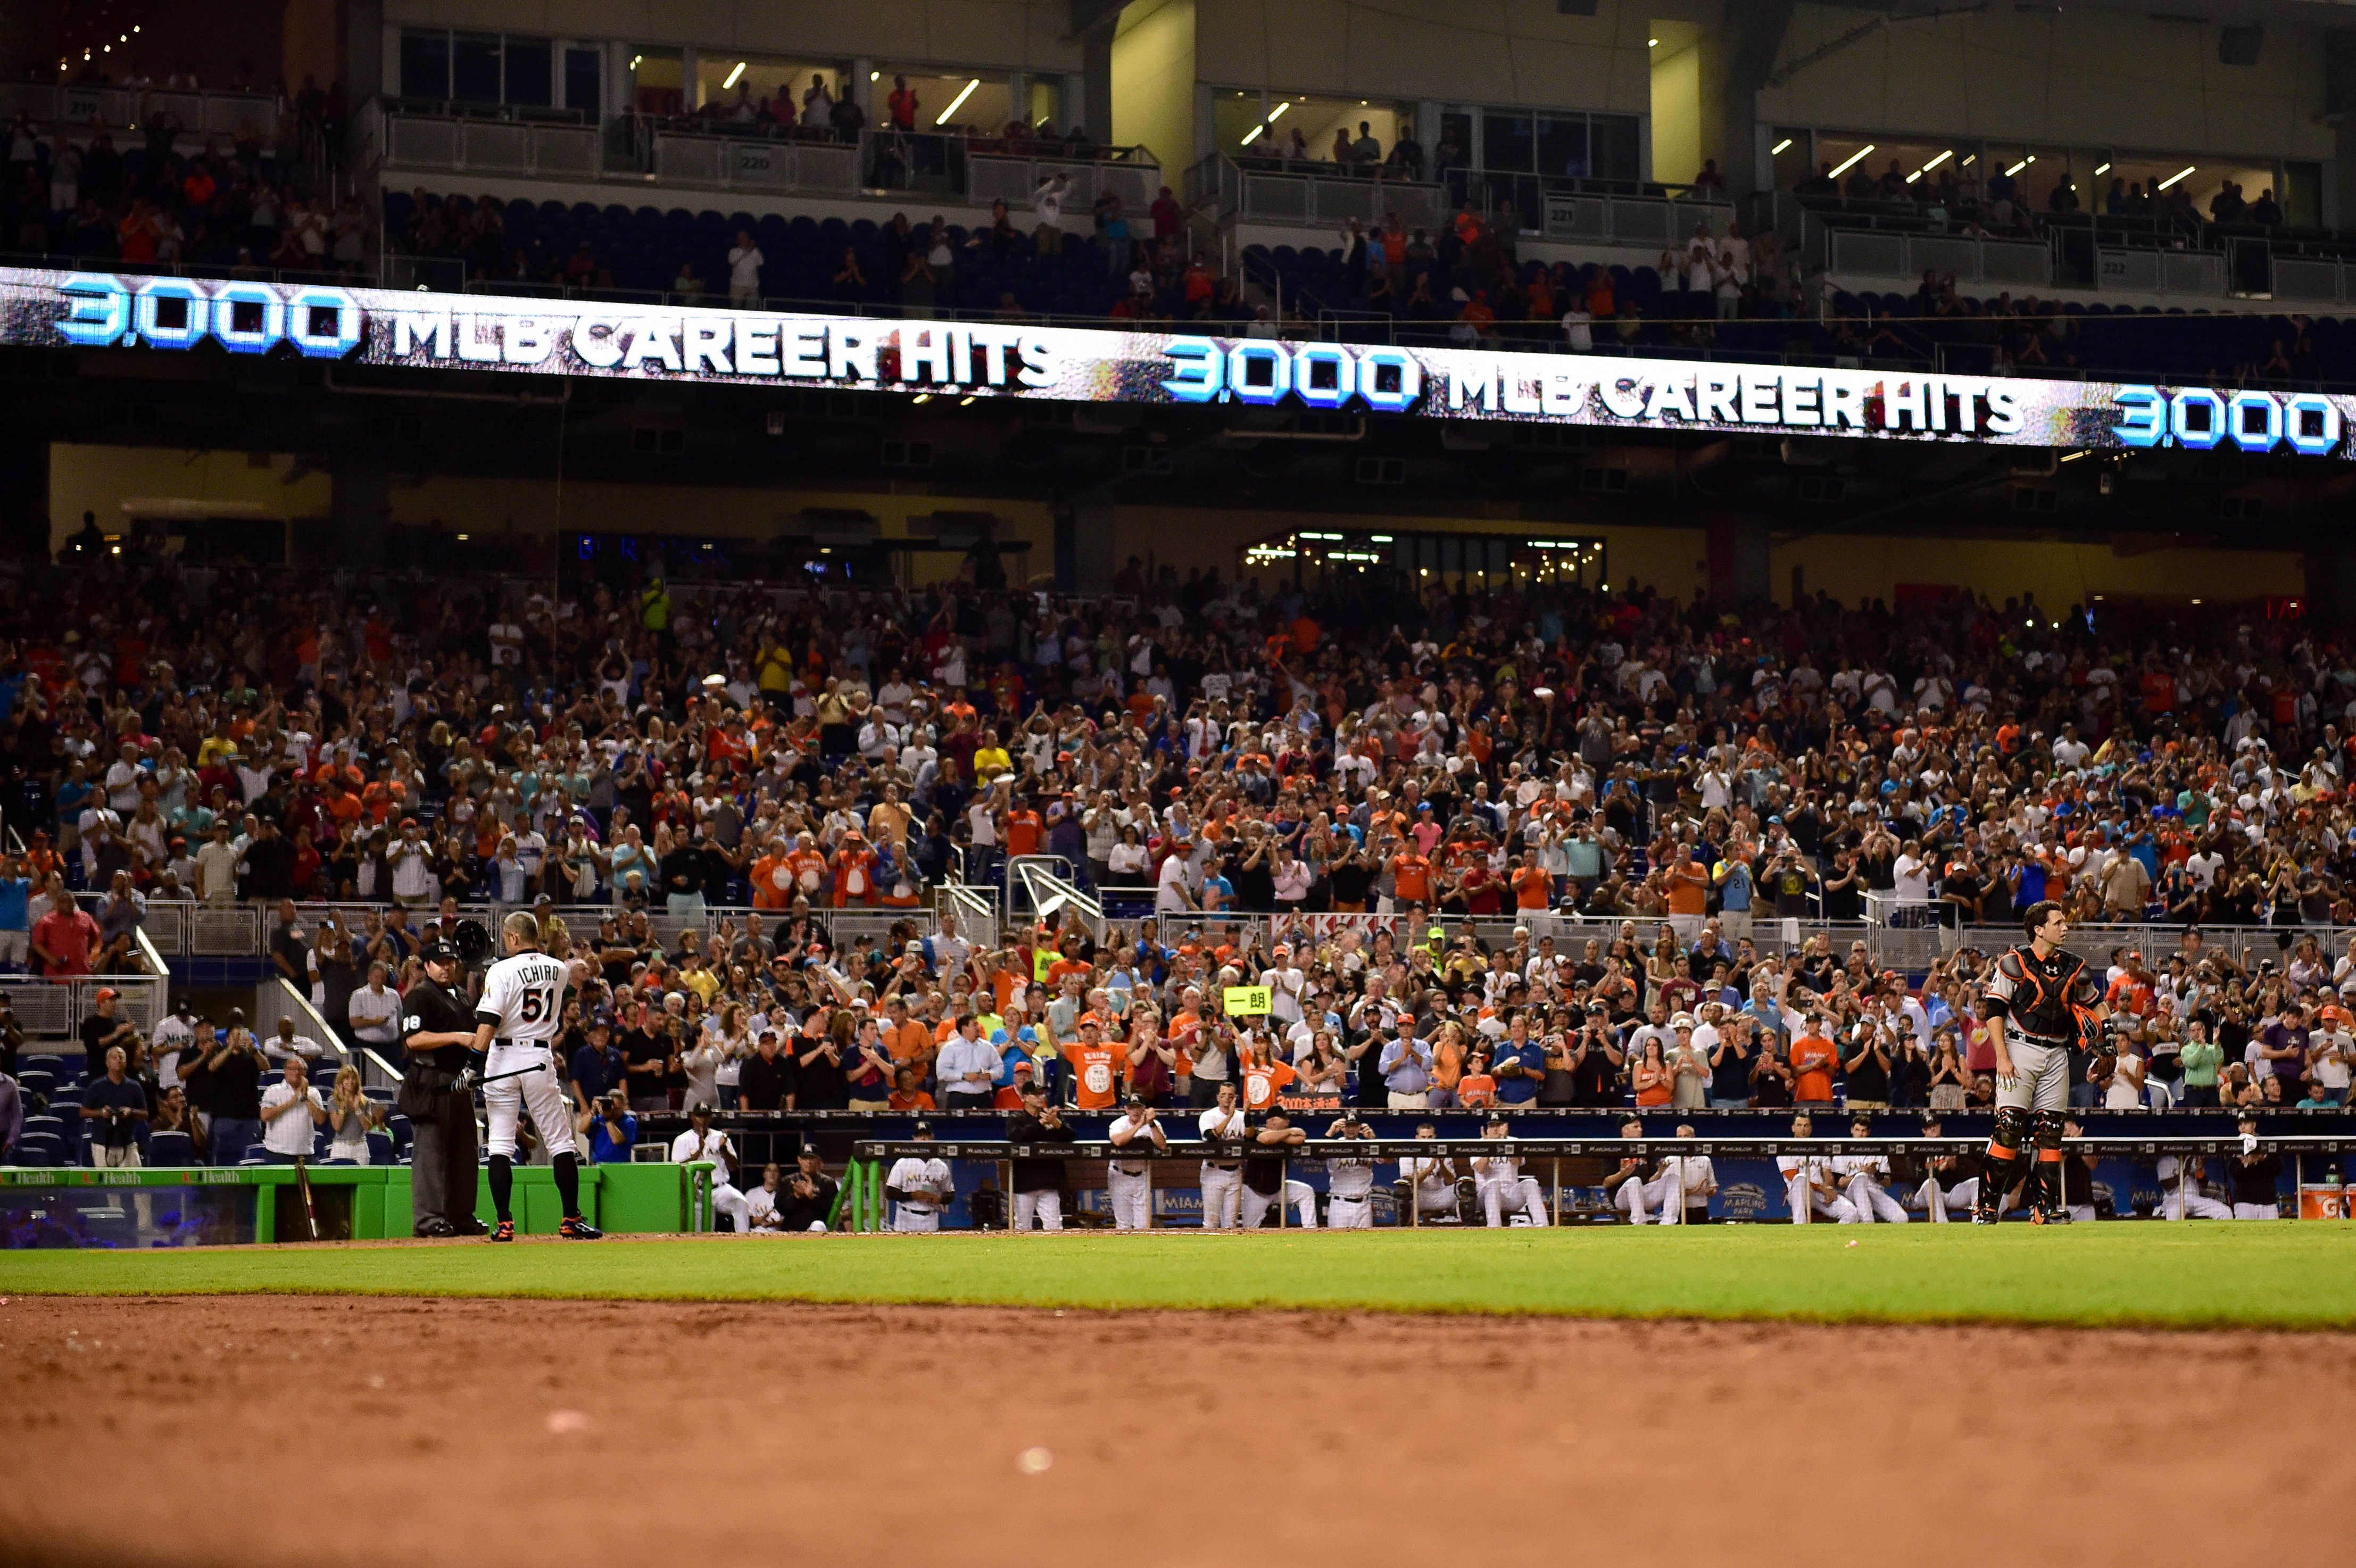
(1976, 900, 2112, 1224)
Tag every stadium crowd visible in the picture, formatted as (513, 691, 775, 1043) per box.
(0, 547, 2352, 1189)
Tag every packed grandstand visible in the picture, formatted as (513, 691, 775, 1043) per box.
(0, 553, 2349, 1186)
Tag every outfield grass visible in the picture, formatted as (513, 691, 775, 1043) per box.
(5, 1224, 2355, 1328)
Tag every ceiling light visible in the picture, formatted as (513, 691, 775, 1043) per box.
(959, 396, 976, 405)
(630, 55, 642, 70)
(1268, 101, 1289, 120)
(2158, 164, 2196, 190)
(871, 70, 881, 81)
(2095, 161, 2111, 175)
(723, 61, 746, 89)
(1649, 37, 1659, 46)
(912, 393, 931, 403)
(1771, 138, 1792, 154)
(2004, 158, 2028, 176)
(1827, 143, 1876, 179)
(935, 78, 980, 125)
(1241, 124, 1264, 145)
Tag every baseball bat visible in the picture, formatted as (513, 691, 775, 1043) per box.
(478, 1063, 549, 1085)
(295, 1155, 320, 1241)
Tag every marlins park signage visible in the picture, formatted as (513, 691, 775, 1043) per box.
(22, 266, 2351, 457)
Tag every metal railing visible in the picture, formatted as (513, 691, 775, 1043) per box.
(1541, 192, 1736, 250)
(1189, 154, 1446, 234)
(252, 975, 402, 1092)
(95, 898, 935, 963)
(969, 152, 1162, 222)
(386, 113, 600, 179)
(651, 130, 859, 194)
(937, 883, 999, 952)
(0, 82, 280, 137)
(1005, 857, 1102, 941)
(1824, 226, 2053, 288)
(381, 111, 1163, 218)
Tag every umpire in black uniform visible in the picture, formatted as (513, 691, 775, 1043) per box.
(398, 940, 485, 1238)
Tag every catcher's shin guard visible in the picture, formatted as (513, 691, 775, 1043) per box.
(2028, 1109, 2069, 1223)
(1977, 1106, 2028, 1223)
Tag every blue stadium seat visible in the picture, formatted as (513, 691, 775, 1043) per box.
(146, 1129, 194, 1166)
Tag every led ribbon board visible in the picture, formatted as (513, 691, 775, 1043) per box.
(20, 267, 2349, 458)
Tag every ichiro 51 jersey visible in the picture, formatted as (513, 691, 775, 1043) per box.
(476, 951, 571, 1047)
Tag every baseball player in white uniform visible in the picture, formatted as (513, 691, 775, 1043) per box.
(1398, 1121, 1470, 1222)
(1653, 1123, 1718, 1223)
(1836, 1115, 1910, 1223)
(1607, 1116, 1683, 1223)
(2156, 1154, 2231, 1219)
(1910, 1116, 1982, 1223)
(669, 1105, 749, 1232)
(885, 1121, 953, 1231)
(1105, 1094, 1166, 1231)
(469, 911, 600, 1241)
(1197, 1082, 1248, 1230)
(1472, 1112, 1550, 1226)
(1321, 1110, 1377, 1228)
(1777, 1113, 1861, 1223)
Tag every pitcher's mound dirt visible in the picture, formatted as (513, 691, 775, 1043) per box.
(2, 1295, 2344, 1567)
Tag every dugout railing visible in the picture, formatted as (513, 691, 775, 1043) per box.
(836, 1133, 2354, 1232)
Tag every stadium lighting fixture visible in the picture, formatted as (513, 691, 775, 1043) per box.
(911, 393, 932, 404)
(2004, 158, 2028, 176)
(959, 396, 976, 405)
(936, 78, 981, 125)
(1649, 37, 1659, 46)
(630, 55, 642, 70)
(1241, 124, 1264, 145)
(723, 61, 746, 89)
(2095, 161, 2111, 175)
(1827, 144, 1876, 179)
(1960, 153, 1976, 166)
(871, 70, 880, 80)
(1269, 101, 1290, 119)
(1919, 150, 1952, 176)
(2158, 164, 2196, 189)
(1370, 533, 1393, 542)
(1771, 138, 1792, 154)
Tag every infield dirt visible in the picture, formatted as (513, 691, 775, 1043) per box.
(3, 1290, 2344, 1567)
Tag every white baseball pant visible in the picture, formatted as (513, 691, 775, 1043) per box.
(2162, 1190, 2231, 1219)
(1239, 1180, 1317, 1229)
(1788, 1173, 1861, 1223)
(1845, 1173, 1911, 1223)
(1325, 1190, 1374, 1228)
(1199, 1164, 1242, 1229)
(1106, 1166, 1152, 1231)
(712, 1182, 750, 1232)
(483, 1043, 576, 1159)
(1915, 1177, 1977, 1222)
(1616, 1169, 1686, 1224)
(2067, 1204, 2098, 1223)
(1480, 1176, 1550, 1226)
(1994, 1036, 2070, 1114)
(1013, 1189, 1065, 1231)
(2231, 1202, 2278, 1220)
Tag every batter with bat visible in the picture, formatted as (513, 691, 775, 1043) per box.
(467, 911, 602, 1241)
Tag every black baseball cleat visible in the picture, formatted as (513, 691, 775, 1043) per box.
(490, 1219, 515, 1242)
(451, 1218, 490, 1237)
(559, 1216, 603, 1240)
(2034, 1206, 2071, 1225)
(413, 1216, 456, 1239)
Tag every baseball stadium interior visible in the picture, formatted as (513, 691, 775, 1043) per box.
(3, 2, 2352, 1565)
